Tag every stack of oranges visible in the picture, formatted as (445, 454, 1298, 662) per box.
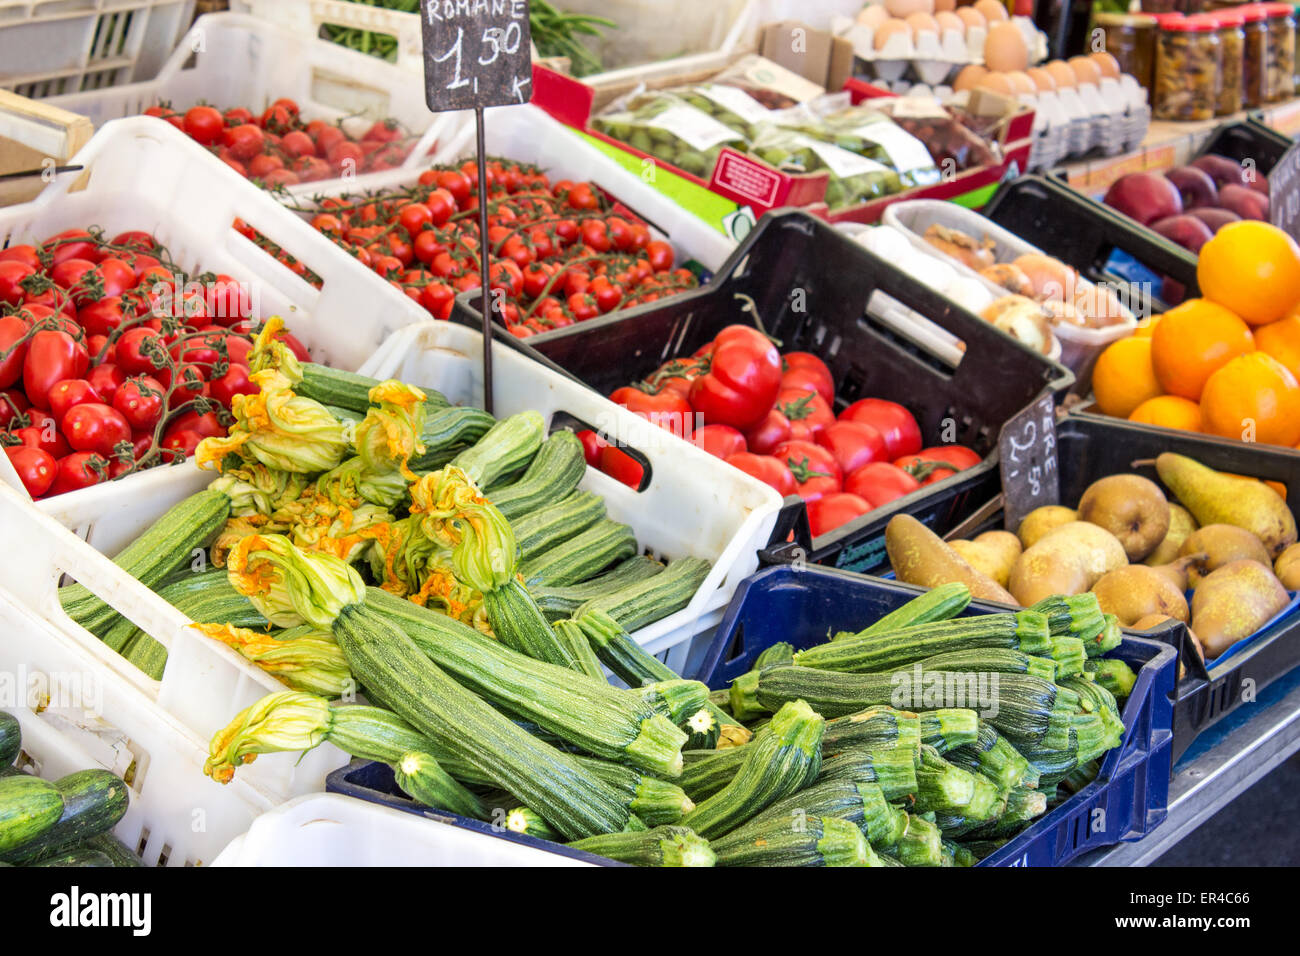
(1092, 220, 1300, 450)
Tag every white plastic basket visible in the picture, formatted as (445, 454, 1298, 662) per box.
(43, 12, 465, 200)
(882, 199, 1137, 390)
(211, 794, 593, 866)
(0, 114, 434, 547)
(0, 0, 195, 100)
(0, 584, 340, 866)
(307, 101, 738, 274)
(359, 320, 782, 668)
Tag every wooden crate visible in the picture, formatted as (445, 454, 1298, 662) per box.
(0, 90, 94, 207)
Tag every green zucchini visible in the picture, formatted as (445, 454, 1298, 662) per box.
(573, 756, 695, 826)
(1049, 637, 1087, 679)
(679, 700, 824, 839)
(102, 568, 269, 655)
(297, 363, 449, 414)
(2, 769, 129, 864)
(727, 778, 896, 849)
(393, 751, 489, 818)
(483, 578, 585, 670)
(1092, 614, 1124, 657)
(408, 405, 497, 472)
(1027, 593, 1105, 642)
(894, 812, 945, 866)
(822, 706, 921, 757)
(679, 747, 748, 802)
(712, 814, 877, 867)
(914, 647, 1057, 683)
(1084, 658, 1138, 700)
(0, 775, 64, 856)
(502, 806, 561, 841)
(946, 722, 1035, 792)
(520, 520, 637, 587)
(966, 787, 1049, 838)
(451, 411, 545, 489)
(730, 643, 797, 722)
(793, 611, 1053, 674)
(332, 602, 631, 840)
(324, 404, 365, 424)
(919, 708, 980, 753)
(487, 430, 586, 522)
(531, 556, 663, 621)
(946, 840, 978, 867)
(59, 488, 232, 638)
(32, 847, 115, 867)
(833, 583, 971, 642)
(366, 590, 688, 776)
(121, 632, 167, 681)
(513, 491, 607, 564)
(575, 556, 712, 633)
(0, 712, 19, 767)
(325, 705, 495, 788)
(569, 825, 715, 866)
(1060, 760, 1101, 796)
(817, 747, 918, 801)
(84, 832, 144, 867)
(913, 745, 1003, 822)
(550, 619, 606, 681)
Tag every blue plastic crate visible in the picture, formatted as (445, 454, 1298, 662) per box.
(694, 564, 1177, 867)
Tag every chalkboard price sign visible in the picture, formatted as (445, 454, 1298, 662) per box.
(998, 394, 1060, 533)
(1270, 141, 1300, 243)
(420, 0, 534, 112)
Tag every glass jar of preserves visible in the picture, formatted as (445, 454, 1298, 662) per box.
(1095, 12, 1160, 92)
(1154, 15, 1221, 120)
(1210, 9, 1246, 113)
(1242, 3, 1271, 107)
(1264, 2, 1297, 99)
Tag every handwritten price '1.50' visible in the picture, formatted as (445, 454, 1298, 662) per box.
(433, 24, 524, 93)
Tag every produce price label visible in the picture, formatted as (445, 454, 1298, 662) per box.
(420, 0, 533, 112)
(998, 394, 1059, 532)
(1269, 141, 1300, 242)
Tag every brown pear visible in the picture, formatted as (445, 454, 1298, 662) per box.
(950, 530, 1023, 588)
(1147, 553, 1204, 592)
(886, 514, 1017, 604)
(1016, 505, 1077, 549)
(1090, 564, 1189, 625)
(1144, 504, 1197, 567)
(1275, 543, 1300, 590)
(1191, 559, 1290, 658)
(1179, 524, 1272, 587)
(1008, 520, 1126, 605)
(1156, 452, 1297, 557)
(1076, 473, 1171, 561)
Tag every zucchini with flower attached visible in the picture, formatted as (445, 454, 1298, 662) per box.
(406, 404, 497, 473)
(211, 540, 633, 841)
(680, 700, 824, 839)
(296, 363, 449, 415)
(194, 624, 352, 697)
(569, 825, 716, 867)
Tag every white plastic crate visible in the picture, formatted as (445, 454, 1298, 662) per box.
(0, 0, 195, 100)
(0, 584, 342, 866)
(0, 113, 433, 548)
(882, 199, 1137, 391)
(211, 794, 592, 866)
(359, 320, 783, 668)
(43, 12, 465, 200)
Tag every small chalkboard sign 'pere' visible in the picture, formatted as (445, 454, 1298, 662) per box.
(420, 0, 534, 413)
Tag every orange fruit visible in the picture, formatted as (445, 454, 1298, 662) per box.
(1150, 298, 1254, 401)
(1128, 395, 1202, 432)
(1254, 313, 1300, 379)
(1092, 336, 1162, 417)
(1198, 220, 1300, 325)
(1133, 316, 1160, 338)
(1199, 351, 1300, 447)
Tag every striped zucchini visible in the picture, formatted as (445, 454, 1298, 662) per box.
(33, 847, 115, 867)
(1027, 593, 1105, 642)
(966, 787, 1049, 838)
(2, 769, 129, 865)
(712, 814, 877, 867)
(1049, 637, 1087, 679)
(919, 708, 980, 753)
(569, 825, 715, 867)
(679, 747, 747, 802)
(0, 775, 64, 855)
(297, 363, 449, 414)
(0, 712, 18, 767)
(727, 778, 896, 848)
(365, 590, 688, 776)
(946, 722, 1035, 792)
(84, 832, 144, 867)
(483, 579, 584, 671)
(817, 747, 918, 801)
(502, 806, 560, 841)
(1084, 658, 1138, 700)
(120, 633, 167, 681)
(894, 812, 945, 866)
(513, 492, 607, 564)
(451, 411, 545, 489)
(822, 706, 922, 757)
(574, 756, 695, 826)
(332, 602, 631, 839)
(393, 751, 488, 819)
(793, 611, 1053, 674)
(1093, 614, 1124, 657)
(550, 619, 606, 681)
(487, 431, 586, 522)
(946, 840, 978, 867)
(575, 556, 712, 633)
(729, 642, 796, 722)
(102, 568, 268, 654)
(520, 520, 637, 588)
(833, 583, 972, 642)
(914, 647, 1057, 683)
(914, 746, 1004, 822)
(407, 405, 497, 473)
(531, 557, 666, 622)
(680, 700, 824, 839)
(59, 488, 231, 638)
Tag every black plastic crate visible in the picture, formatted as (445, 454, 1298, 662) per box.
(982, 173, 1200, 311)
(482, 208, 1073, 574)
(846, 412, 1300, 766)
(1197, 118, 1292, 173)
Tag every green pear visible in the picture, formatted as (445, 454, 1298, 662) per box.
(1155, 453, 1297, 558)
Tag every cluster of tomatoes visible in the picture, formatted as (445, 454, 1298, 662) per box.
(593, 324, 981, 537)
(0, 228, 306, 499)
(143, 98, 416, 188)
(307, 158, 699, 336)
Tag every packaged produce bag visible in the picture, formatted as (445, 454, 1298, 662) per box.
(749, 124, 903, 209)
(593, 94, 748, 178)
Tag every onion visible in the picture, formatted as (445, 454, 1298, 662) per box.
(1012, 253, 1077, 302)
(979, 263, 1034, 297)
(923, 224, 996, 270)
(981, 295, 1053, 354)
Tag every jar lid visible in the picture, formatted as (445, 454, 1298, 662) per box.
(1162, 13, 1218, 29)
(1211, 8, 1246, 25)
(1238, 4, 1271, 20)
(1260, 1, 1294, 15)
(1095, 11, 1158, 25)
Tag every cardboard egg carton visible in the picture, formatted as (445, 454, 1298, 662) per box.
(838, 14, 1046, 87)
